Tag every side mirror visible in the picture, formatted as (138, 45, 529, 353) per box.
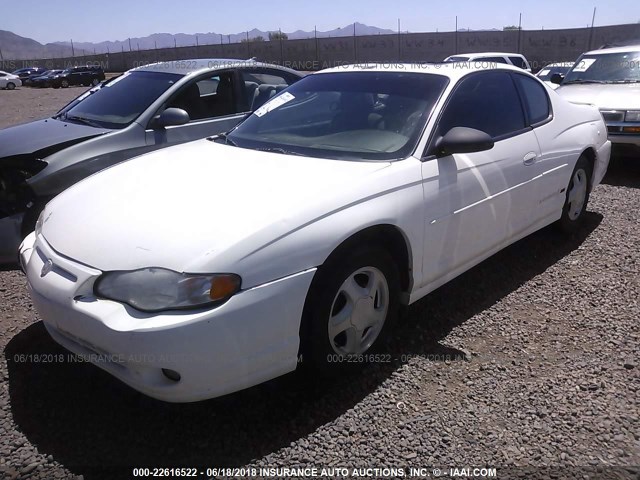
(434, 127, 494, 157)
(550, 73, 564, 85)
(152, 108, 190, 128)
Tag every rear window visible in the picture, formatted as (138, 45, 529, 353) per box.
(444, 56, 471, 63)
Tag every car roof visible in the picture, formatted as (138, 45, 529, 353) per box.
(584, 44, 640, 55)
(449, 52, 524, 58)
(129, 58, 301, 77)
(317, 62, 530, 81)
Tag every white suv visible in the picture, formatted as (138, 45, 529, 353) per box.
(443, 52, 532, 72)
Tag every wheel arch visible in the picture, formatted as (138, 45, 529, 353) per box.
(580, 147, 596, 191)
(320, 224, 414, 298)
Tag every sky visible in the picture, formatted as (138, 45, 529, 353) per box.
(3, 0, 639, 44)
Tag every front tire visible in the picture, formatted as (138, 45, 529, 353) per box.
(6, 82, 16, 90)
(61, 79, 69, 88)
(557, 155, 591, 233)
(299, 247, 400, 372)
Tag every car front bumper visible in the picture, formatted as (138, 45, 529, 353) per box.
(20, 232, 316, 402)
(608, 133, 640, 147)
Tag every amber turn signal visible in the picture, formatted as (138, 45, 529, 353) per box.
(209, 275, 241, 301)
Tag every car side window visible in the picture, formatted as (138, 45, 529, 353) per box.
(508, 56, 527, 69)
(240, 69, 299, 112)
(473, 56, 508, 64)
(167, 71, 237, 121)
(435, 71, 526, 141)
(513, 74, 551, 125)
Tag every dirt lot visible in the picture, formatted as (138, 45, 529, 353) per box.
(0, 86, 639, 480)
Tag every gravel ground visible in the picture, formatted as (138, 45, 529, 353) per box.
(0, 87, 639, 480)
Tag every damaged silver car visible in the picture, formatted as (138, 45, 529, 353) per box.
(0, 59, 302, 263)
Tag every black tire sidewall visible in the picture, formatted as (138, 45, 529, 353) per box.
(299, 247, 400, 372)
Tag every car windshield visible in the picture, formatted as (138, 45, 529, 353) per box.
(536, 65, 572, 80)
(226, 71, 449, 161)
(563, 51, 640, 84)
(58, 71, 182, 129)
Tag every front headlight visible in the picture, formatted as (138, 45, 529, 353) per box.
(625, 110, 640, 122)
(34, 211, 44, 236)
(94, 268, 241, 312)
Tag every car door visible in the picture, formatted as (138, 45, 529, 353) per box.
(145, 70, 246, 146)
(420, 70, 541, 286)
(511, 73, 571, 220)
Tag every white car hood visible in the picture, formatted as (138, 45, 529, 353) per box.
(41, 139, 390, 272)
(556, 83, 640, 110)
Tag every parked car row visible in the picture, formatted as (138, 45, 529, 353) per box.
(0, 52, 615, 402)
(8, 65, 105, 88)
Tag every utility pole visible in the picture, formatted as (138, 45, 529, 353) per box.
(279, 28, 284, 65)
(398, 18, 401, 61)
(518, 13, 522, 53)
(353, 22, 357, 63)
(71, 39, 75, 57)
(315, 25, 319, 66)
(588, 7, 597, 50)
(455, 16, 458, 54)
(129, 38, 132, 51)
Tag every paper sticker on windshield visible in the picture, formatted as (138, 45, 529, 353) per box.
(254, 91, 295, 117)
(538, 69, 551, 76)
(572, 59, 596, 72)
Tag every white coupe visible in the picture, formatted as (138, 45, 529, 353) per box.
(20, 63, 610, 402)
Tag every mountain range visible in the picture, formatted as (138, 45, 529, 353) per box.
(1, 23, 396, 60)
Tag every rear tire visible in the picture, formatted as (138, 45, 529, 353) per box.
(556, 155, 591, 233)
(61, 79, 69, 88)
(299, 246, 400, 373)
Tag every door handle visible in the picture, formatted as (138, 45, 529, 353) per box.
(523, 152, 537, 166)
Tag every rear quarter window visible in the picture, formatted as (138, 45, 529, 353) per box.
(513, 74, 551, 125)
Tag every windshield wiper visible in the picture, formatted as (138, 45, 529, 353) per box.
(563, 79, 607, 85)
(209, 132, 237, 146)
(606, 79, 640, 84)
(63, 114, 103, 128)
(256, 147, 310, 157)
